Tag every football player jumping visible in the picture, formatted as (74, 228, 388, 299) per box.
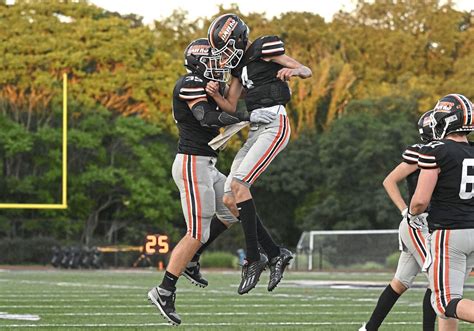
(361, 110, 457, 331)
(147, 38, 278, 325)
(206, 14, 312, 294)
(410, 94, 474, 324)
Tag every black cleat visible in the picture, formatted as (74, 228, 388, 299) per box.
(183, 262, 208, 288)
(268, 247, 294, 291)
(238, 253, 268, 295)
(147, 286, 181, 326)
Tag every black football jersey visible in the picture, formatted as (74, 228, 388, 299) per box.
(418, 139, 474, 230)
(172, 73, 222, 157)
(231, 35, 291, 111)
(402, 143, 424, 201)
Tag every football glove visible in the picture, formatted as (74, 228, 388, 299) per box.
(249, 109, 277, 124)
(405, 211, 427, 230)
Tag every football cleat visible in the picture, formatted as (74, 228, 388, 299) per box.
(267, 247, 294, 291)
(183, 261, 208, 288)
(147, 286, 181, 326)
(238, 253, 268, 295)
(358, 323, 367, 331)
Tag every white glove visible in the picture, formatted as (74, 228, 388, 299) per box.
(249, 109, 277, 124)
(405, 211, 427, 230)
(401, 208, 408, 218)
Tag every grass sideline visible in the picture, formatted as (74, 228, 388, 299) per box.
(0, 269, 473, 330)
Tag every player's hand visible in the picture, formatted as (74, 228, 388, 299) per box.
(405, 211, 427, 230)
(249, 109, 277, 124)
(276, 68, 295, 81)
(206, 81, 220, 97)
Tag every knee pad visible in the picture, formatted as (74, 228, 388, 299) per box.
(445, 298, 462, 319)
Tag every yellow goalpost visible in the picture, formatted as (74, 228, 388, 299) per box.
(0, 73, 68, 209)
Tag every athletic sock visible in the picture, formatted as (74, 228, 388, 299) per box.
(422, 288, 436, 331)
(366, 284, 401, 331)
(236, 199, 259, 262)
(190, 215, 228, 262)
(160, 271, 179, 292)
(256, 214, 280, 260)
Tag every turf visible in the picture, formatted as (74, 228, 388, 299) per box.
(0, 269, 473, 330)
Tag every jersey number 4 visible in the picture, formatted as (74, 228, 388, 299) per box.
(459, 159, 474, 199)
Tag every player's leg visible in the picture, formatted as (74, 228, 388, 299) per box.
(429, 229, 473, 323)
(185, 168, 238, 287)
(363, 253, 411, 331)
(148, 155, 214, 325)
(442, 229, 474, 322)
(364, 221, 425, 330)
(231, 114, 291, 294)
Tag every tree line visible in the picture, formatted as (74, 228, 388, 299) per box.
(0, 0, 472, 249)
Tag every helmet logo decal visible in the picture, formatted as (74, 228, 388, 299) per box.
(434, 101, 455, 112)
(218, 17, 237, 43)
(187, 46, 210, 56)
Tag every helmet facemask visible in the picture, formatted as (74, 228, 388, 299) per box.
(200, 55, 230, 82)
(212, 38, 244, 69)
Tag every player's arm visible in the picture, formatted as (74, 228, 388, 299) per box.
(382, 162, 418, 213)
(265, 54, 312, 81)
(206, 76, 243, 113)
(186, 98, 242, 128)
(410, 145, 443, 214)
(410, 168, 439, 214)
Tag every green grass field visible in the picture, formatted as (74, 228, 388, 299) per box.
(1, 268, 473, 330)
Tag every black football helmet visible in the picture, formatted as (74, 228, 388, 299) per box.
(429, 94, 474, 140)
(207, 13, 249, 69)
(417, 109, 435, 142)
(184, 38, 229, 82)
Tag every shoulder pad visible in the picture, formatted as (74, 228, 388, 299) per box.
(178, 75, 207, 101)
(402, 144, 423, 164)
(248, 35, 285, 61)
(418, 141, 446, 169)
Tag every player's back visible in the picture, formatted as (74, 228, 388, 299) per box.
(172, 74, 220, 157)
(418, 139, 474, 230)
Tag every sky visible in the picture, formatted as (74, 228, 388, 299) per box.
(90, 0, 473, 24)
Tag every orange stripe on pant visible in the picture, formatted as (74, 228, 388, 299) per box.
(242, 115, 284, 183)
(191, 156, 202, 241)
(182, 155, 193, 236)
(434, 230, 445, 313)
(249, 115, 290, 185)
(408, 228, 426, 264)
(444, 230, 451, 304)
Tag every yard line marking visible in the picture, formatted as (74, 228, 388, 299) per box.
(0, 312, 40, 321)
(0, 303, 379, 308)
(37, 311, 420, 316)
(0, 322, 423, 327)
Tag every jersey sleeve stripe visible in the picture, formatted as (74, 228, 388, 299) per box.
(179, 94, 207, 100)
(418, 154, 436, 160)
(418, 161, 438, 168)
(180, 87, 205, 92)
(404, 150, 420, 156)
(262, 47, 285, 54)
(262, 41, 284, 48)
(402, 155, 418, 163)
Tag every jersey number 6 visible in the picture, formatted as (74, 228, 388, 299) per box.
(459, 159, 474, 199)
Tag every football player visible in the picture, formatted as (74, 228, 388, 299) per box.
(206, 14, 312, 294)
(361, 110, 456, 331)
(410, 94, 474, 323)
(147, 38, 278, 325)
